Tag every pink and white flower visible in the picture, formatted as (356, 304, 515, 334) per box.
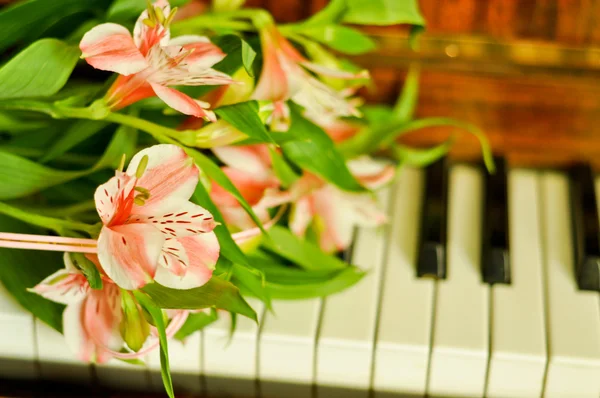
(80, 0, 233, 120)
(210, 144, 279, 231)
(252, 25, 368, 131)
(94, 144, 219, 290)
(30, 254, 188, 363)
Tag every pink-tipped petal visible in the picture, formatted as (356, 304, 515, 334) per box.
(126, 144, 199, 215)
(80, 23, 148, 75)
(168, 35, 226, 69)
(150, 83, 215, 119)
(94, 174, 137, 226)
(63, 300, 99, 363)
(82, 285, 123, 363)
(212, 145, 272, 180)
(212, 167, 278, 206)
(159, 238, 189, 277)
(252, 30, 288, 102)
(30, 258, 89, 305)
(97, 224, 164, 290)
(129, 200, 217, 238)
(347, 156, 395, 189)
(154, 232, 218, 289)
(312, 186, 355, 253)
(289, 196, 313, 237)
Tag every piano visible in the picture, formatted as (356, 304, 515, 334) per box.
(1, 158, 599, 398)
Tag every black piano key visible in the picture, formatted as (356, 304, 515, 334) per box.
(569, 165, 600, 292)
(481, 158, 511, 284)
(416, 159, 448, 279)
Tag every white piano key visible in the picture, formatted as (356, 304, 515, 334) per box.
(259, 298, 321, 398)
(35, 319, 92, 383)
(95, 356, 150, 391)
(203, 299, 263, 397)
(315, 188, 391, 396)
(148, 329, 202, 393)
(486, 169, 547, 398)
(0, 282, 37, 379)
(373, 167, 434, 396)
(540, 172, 600, 398)
(427, 165, 489, 397)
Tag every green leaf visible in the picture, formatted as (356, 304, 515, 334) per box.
(392, 65, 419, 122)
(215, 101, 274, 144)
(71, 253, 102, 290)
(240, 39, 257, 77)
(0, 39, 80, 100)
(0, 112, 47, 133)
(269, 147, 300, 188)
(231, 263, 271, 309)
(0, 215, 65, 332)
(174, 309, 218, 341)
(134, 292, 174, 398)
(343, 0, 426, 26)
(186, 149, 267, 233)
(304, 0, 347, 25)
(40, 120, 109, 163)
(142, 277, 257, 322)
(392, 138, 455, 167)
(262, 226, 347, 272)
(0, 0, 95, 51)
(284, 106, 364, 192)
(191, 183, 251, 268)
(294, 25, 376, 55)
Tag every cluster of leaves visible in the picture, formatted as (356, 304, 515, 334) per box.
(0, 0, 493, 396)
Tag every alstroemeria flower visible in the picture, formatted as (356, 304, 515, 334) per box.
(210, 144, 279, 231)
(252, 25, 368, 131)
(80, 0, 233, 120)
(285, 157, 395, 253)
(30, 254, 188, 363)
(95, 144, 219, 290)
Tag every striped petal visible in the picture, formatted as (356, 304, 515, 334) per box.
(29, 254, 89, 305)
(80, 23, 148, 76)
(97, 224, 165, 290)
(252, 28, 289, 102)
(126, 144, 199, 215)
(129, 200, 216, 238)
(150, 83, 216, 120)
(168, 35, 226, 69)
(94, 173, 137, 226)
(154, 232, 218, 289)
(347, 156, 395, 189)
(212, 145, 272, 180)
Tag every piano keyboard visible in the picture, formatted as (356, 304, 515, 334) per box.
(1, 163, 599, 398)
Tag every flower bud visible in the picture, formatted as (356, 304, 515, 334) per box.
(120, 291, 150, 352)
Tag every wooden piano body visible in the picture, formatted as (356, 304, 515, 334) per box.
(1, 1, 600, 397)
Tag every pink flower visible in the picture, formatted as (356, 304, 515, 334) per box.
(252, 25, 368, 131)
(210, 144, 279, 231)
(80, 0, 233, 120)
(285, 157, 395, 253)
(94, 144, 219, 290)
(30, 254, 188, 363)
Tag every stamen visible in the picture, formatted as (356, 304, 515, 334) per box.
(136, 155, 149, 178)
(118, 154, 126, 173)
(165, 7, 178, 26)
(134, 186, 151, 199)
(134, 197, 146, 206)
(155, 6, 165, 24)
(142, 18, 156, 28)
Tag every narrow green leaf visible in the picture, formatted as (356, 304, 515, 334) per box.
(231, 263, 271, 309)
(343, 0, 426, 26)
(392, 65, 420, 122)
(240, 40, 257, 77)
(0, 112, 47, 132)
(284, 106, 364, 192)
(186, 149, 267, 233)
(392, 138, 455, 168)
(174, 309, 218, 341)
(0, 215, 65, 332)
(295, 25, 376, 55)
(191, 183, 252, 268)
(0, 39, 79, 100)
(268, 147, 300, 188)
(304, 0, 347, 25)
(40, 120, 109, 163)
(262, 226, 347, 272)
(71, 253, 102, 290)
(134, 292, 174, 398)
(215, 101, 274, 144)
(142, 277, 258, 322)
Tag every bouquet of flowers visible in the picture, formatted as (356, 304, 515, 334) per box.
(0, 0, 492, 395)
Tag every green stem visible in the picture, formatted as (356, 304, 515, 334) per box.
(0, 201, 96, 236)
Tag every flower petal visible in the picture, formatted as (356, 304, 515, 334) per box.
(212, 145, 272, 179)
(159, 238, 190, 277)
(347, 156, 395, 189)
(129, 200, 217, 238)
(94, 173, 137, 226)
(154, 232, 218, 289)
(211, 167, 277, 207)
(252, 29, 289, 102)
(29, 255, 89, 305)
(126, 144, 199, 215)
(97, 224, 164, 290)
(150, 83, 216, 120)
(312, 186, 356, 252)
(292, 76, 361, 120)
(80, 23, 148, 75)
(83, 285, 124, 363)
(63, 300, 98, 363)
(133, 0, 171, 53)
(168, 35, 226, 69)
(289, 196, 313, 237)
